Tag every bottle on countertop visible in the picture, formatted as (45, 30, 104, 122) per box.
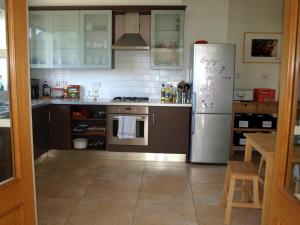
(164, 84, 171, 103)
(161, 83, 165, 103)
(0, 75, 4, 91)
(42, 81, 51, 97)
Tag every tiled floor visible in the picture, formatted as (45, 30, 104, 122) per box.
(35, 150, 261, 225)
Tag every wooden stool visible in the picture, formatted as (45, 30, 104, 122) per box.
(222, 161, 262, 225)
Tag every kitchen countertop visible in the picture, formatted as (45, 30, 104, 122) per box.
(31, 99, 192, 108)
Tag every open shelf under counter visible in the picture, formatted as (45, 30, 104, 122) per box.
(71, 132, 106, 137)
(71, 118, 106, 121)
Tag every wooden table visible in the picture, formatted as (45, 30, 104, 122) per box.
(244, 133, 276, 225)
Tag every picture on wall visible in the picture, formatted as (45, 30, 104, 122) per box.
(244, 32, 282, 63)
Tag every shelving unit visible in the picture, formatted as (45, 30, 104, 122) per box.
(151, 10, 184, 69)
(70, 105, 107, 150)
(28, 10, 112, 68)
(231, 101, 278, 158)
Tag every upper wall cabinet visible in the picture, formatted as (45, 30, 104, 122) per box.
(151, 10, 185, 69)
(81, 10, 112, 68)
(51, 11, 81, 68)
(29, 11, 51, 68)
(29, 10, 112, 69)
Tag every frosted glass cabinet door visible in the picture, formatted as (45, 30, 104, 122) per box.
(29, 11, 51, 68)
(51, 11, 81, 68)
(80, 10, 112, 68)
(151, 10, 184, 69)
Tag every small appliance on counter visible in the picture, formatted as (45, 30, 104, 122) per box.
(234, 89, 253, 101)
(30, 79, 39, 99)
(42, 81, 51, 97)
(51, 87, 64, 98)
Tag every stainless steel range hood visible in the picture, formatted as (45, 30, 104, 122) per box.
(112, 12, 150, 50)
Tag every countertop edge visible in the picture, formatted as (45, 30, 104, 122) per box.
(31, 99, 192, 108)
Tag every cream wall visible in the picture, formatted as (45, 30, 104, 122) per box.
(183, 0, 229, 70)
(228, 0, 284, 95)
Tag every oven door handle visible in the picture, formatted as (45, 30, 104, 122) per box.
(113, 116, 147, 120)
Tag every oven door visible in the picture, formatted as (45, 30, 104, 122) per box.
(108, 114, 149, 146)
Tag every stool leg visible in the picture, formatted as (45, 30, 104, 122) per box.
(221, 165, 231, 206)
(225, 177, 236, 225)
(253, 177, 261, 208)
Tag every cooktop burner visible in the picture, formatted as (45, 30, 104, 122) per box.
(112, 97, 150, 103)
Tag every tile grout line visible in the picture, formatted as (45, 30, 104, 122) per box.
(129, 161, 147, 225)
(62, 167, 98, 225)
(189, 180, 203, 225)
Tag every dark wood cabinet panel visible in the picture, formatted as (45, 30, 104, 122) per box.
(49, 104, 71, 149)
(32, 106, 50, 159)
(148, 107, 190, 154)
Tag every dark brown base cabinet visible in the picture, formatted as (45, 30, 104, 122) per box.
(32, 106, 50, 159)
(148, 107, 190, 154)
(49, 104, 71, 150)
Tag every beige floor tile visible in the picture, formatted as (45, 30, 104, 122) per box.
(188, 165, 226, 184)
(231, 208, 261, 225)
(191, 183, 224, 205)
(52, 161, 102, 178)
(132, 201, 198, 225)
(85, 179, 140, 201)
(37, 198, 79, 225)
(66, 199, 136, 225)
(143, 166, 189, 183)
(96, 166, 144, 182)
(36, 176, 94, 200)
(196, 204, 225, 225)
(146, 161, 189, 167)
(98, 159, 146, 168)
(139, 180, 193, 203)
(196, 204, 261, 225)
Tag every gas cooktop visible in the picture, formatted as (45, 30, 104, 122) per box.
(112, 97, 150, 103)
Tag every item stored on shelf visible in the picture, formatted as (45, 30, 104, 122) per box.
(234, 89, 253, 101)
(254, 88, 276, 102)
(68, 85, 81, 99)
(234, 113, 253, 128)
(73, 138, 88, 149)
(72, 124, 88, 132)
(252, 114, 277, 129)
(233, 131, 246, 146)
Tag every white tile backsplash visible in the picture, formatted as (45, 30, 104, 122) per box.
(30, 51, 188, 100)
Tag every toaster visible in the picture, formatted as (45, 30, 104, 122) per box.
(234, 89, 253, 101)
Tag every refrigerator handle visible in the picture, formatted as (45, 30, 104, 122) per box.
(192, 92, 196, 113)
(191, 114, 195, 134)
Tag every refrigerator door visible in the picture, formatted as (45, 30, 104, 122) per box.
(192, 44, 235, 114)
(190, 113, 232, 163)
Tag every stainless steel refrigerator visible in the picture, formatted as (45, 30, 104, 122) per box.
(190, 43, 236, 163)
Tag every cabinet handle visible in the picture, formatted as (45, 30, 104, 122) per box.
(47, 111, 51, 122)
(152, 113, 155, 125)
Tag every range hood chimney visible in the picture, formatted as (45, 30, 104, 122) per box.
(112, 12, 150, 50)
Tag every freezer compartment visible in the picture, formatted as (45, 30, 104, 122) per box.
(190, 113, 232, 163)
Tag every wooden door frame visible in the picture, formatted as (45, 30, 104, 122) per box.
(0, 0, 36, 224)
(269, 0, 300, 224)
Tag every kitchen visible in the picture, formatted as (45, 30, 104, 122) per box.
(0, 0, 288, 225)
